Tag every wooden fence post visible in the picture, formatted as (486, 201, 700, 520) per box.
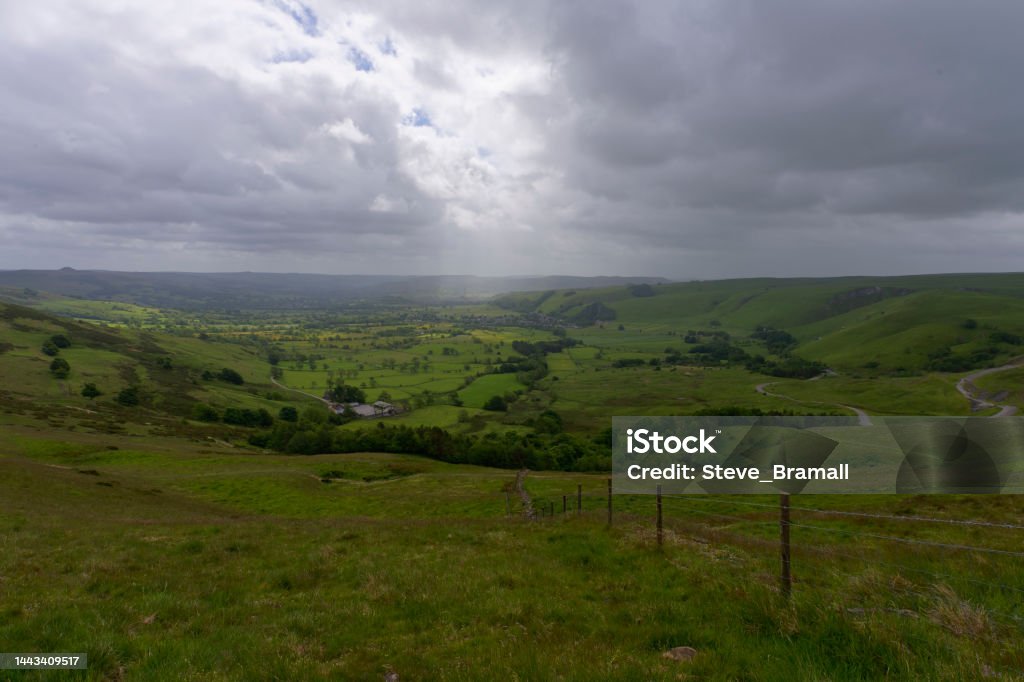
(607, 478, 612, 527)
(577, 484, 582, 516)
(780, 493, 792, 599)
(656, 484, 663, 548)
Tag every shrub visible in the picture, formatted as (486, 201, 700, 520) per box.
(116, 387, 140, 406)
(49, 357, 70, 378)
(41, 341, 59, 356)
(482, 395, 507, 412)
(81, 383, 102, 399)
(191, 404, 220, 422)
(223, 407, 274, 428)
(217, 368, 245, 385)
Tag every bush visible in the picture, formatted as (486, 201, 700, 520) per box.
(278, 406, 299, 422)
(990, 331, 1022, 345)
(81, 383, 102, 399)
(191, 404, 220, 422)
(49, 357, 70, 378)
(217, 368, 245, 385)
(482, 395, 508, 412)
(51, 334, 71, 348)
(41, 341, 59, 356)
(116, 387, 140, 406)
(223, 407, 274, 428)
(533, 409, 563, 434)
(325, 383, 365, 403)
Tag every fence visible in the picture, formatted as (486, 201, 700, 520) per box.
(517, 477, 1024, 639)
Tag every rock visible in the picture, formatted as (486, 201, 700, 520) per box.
(662, 646, 697, 662)
(384, 672, 399, 682)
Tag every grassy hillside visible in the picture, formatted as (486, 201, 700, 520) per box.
(496, 273, 1024, 376)
(2, 279, 1024, 678)
(0, 302, 308, 438)
(2, 424, 1022, 679)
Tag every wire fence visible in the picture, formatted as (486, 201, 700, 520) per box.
(519, 477, 1024, 636)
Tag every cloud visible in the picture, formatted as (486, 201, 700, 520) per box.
(1, 0, 1024, 277)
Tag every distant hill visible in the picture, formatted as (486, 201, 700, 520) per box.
(0, 270, 670, 310)
(495, 272, 1024, 373)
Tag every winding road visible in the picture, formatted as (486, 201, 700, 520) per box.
(755, 380, 872, 425)
(756, 358, 1024, 421)
(955, 360, 1023, 417)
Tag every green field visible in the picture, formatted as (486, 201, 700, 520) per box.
(3, 273, 1024, 678)
(2, 422, 1023, 680)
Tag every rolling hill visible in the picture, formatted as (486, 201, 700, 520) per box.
(496, 273, 1024, 374)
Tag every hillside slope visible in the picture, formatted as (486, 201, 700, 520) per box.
(497, 273, 1024, 374)
(0, 302, 301, 436)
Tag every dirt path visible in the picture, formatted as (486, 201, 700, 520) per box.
(514, 469, 536, 519)
(755, 379, 872, 426)
(270, 375, 331, 405)
(955, 360, 1024, 417)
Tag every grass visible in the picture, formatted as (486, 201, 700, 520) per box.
(2, 424, 1022, 680)
(973, 367, 1024, 405)
(4, 277, 1024, 678)
(762, 373, 972, 416)
(457, 374, 525, 409)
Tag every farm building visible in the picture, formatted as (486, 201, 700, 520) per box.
(329, 401, 398, 418)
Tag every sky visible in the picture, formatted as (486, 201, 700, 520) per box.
(2, 0, 1024, 279)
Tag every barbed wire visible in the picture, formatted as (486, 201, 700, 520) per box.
(787, 521, 1024, 557)
(659, 494, 1024, 530)
(791, 540, 1024, 596)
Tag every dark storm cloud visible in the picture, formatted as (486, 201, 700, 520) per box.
(1, 0, 1023, 276)
(543, 1, 1024, 223)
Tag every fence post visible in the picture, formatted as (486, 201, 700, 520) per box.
(577, 484, 582, 516)
(656, 484, 663, 548)
(607, 478, 612, 527)
(563, 495, 567, 514)
(780, 493, 792, 599)
(550, 501, 555, 518)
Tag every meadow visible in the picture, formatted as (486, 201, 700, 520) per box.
(3, 273, 1024, 679)
(3, 421, 1023, 680)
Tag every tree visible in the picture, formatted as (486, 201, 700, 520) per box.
(278, 406, 299, 422)
(217, 368, 245, 385)
(116, 387, 140, 406)
(325, 382, 366, 403)
(41, 341, 59, 356)
(534, 409, 563, 434)
(81, 382, 102, 399)
(223, 407, 273, 427)
(50, 334, 71, 348)
(191, 403, 220, 422)
(482, 395, 507, 412)
(49, 357, 70, 378)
